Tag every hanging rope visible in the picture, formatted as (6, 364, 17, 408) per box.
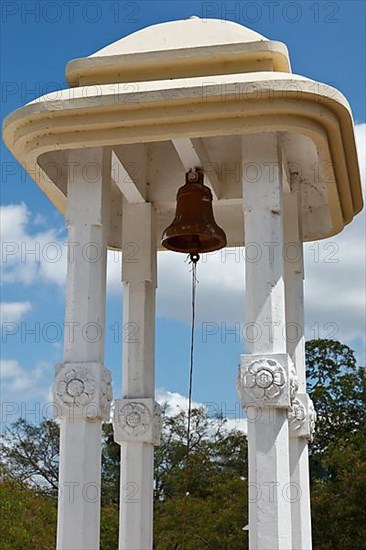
(186, 252, 199, 466)
(181, 252, 199, 548)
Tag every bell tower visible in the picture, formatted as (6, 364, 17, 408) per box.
(3, 16, 363, 550)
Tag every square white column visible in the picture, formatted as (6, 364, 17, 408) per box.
(113, 202, 161, 550)
(54, 148, 112, 550)
(284, 190, 315, 549)
(239, 133, 294, 549)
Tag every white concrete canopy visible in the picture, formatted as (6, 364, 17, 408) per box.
(3, 71, 363, 249)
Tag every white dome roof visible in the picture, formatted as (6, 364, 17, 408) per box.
(90, 17, 267, 57)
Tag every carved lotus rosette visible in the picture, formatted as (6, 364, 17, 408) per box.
(119, 402, 151, 436)
(238, 353, 296, 409)
(53, 362, 112, 421)
(113, 398, 162, 445)
(243, 359, 286, 400)
(288, 393, 316, 440)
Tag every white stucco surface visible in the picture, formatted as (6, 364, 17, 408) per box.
(90, 17, 267, 56)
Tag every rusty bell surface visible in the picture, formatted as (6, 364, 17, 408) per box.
(161, 169, 227, 256)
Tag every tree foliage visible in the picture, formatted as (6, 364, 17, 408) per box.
(0, 477, 57, 549)
(154, 407, 248, 548)
(306, 339, 366, 549)
(1, 418, 59, 495)
(306, 339, 365, 459)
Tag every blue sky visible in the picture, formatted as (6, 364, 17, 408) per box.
(1, 1, 365, 425)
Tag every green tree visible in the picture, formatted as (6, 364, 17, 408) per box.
(306, 339, 364, 452)
(0, 477, 57, 550)
(306, 339, 366, 549)
(154, 407, 248, 549)
(1, 421, 121, 549)
(1, 409, 248, 549)
(100, 422, 120, 505)
(0, 418, 59, 495)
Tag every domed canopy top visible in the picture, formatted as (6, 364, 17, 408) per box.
(66, 18, 283, 87)
(90, 17, 268, 57)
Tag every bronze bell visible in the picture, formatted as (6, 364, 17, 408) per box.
(161, 169, 227, 257)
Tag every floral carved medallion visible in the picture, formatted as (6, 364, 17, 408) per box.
(56, 366, 96, 408)
(54, 363, 112, 420)
(243, 359, 287, 401)
(118, 402, 151, 436)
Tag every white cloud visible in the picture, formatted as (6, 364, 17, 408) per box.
(156, 388, 247, 435)
(156, 388, 202, 415)
(0, 301, 32, 323)
(106, 252, 123, 293)
(0, 202, 66, 286)
(157, 249, 245, 324)
(0, 359, 23, 379)
(0, 202, 122, 293)
(303, 123, 365, 343)
(0, 358, 50, 395)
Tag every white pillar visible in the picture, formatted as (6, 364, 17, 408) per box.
(53, 148, 113, 550)
(284, 190, 314, 549)
(238, 133, 295, 549)
(113, 202, 161, 550)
